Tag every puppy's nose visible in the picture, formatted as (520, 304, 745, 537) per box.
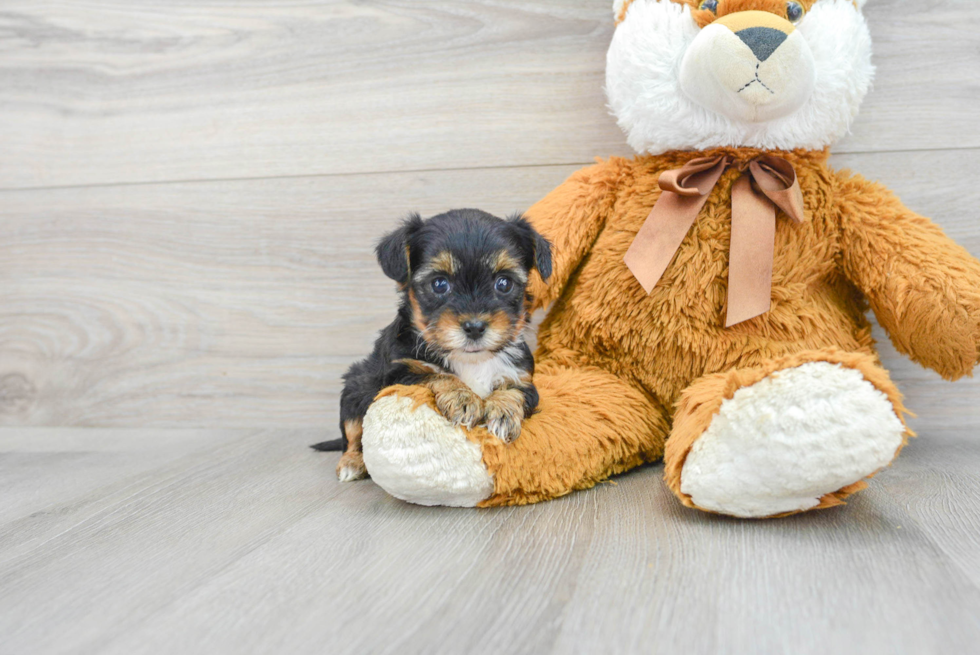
(461, 319, 488, 339)
(736, 27, 787, 62)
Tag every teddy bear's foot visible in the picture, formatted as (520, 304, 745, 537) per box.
(361, 363, 670, 507)
(665, 352, 910, 518)
(361, 390, 495, 507)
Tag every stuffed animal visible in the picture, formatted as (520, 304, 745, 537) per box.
(359, 0, 980, 517)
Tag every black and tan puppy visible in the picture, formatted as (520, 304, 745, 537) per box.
(313, 208, 552, 481)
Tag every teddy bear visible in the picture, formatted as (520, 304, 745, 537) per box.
(357, 0, 980, 517)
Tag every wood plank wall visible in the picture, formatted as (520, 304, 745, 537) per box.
(1, 0, 978, 432)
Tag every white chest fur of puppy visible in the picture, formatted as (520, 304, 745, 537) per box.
(445, 343, 528, 398)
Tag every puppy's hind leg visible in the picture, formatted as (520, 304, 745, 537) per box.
(337, 419, 369, 482)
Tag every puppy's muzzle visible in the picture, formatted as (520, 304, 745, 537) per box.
(461, 319, 488, 340)
(680, 10, 816, 124)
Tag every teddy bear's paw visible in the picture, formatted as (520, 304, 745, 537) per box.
(335, 451, 368, 483)
(680, 362, 905, 518)
(361, 394, 495, 507)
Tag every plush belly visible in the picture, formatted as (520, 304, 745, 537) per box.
(537, 173, 873, 405)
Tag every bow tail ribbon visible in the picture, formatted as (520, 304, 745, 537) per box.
(623, 155, 806, 327)
(623, 156, 729, 294)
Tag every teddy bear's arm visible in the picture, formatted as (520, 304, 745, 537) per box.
(524, 161, 619, 310)
(836, 171, 980, 380)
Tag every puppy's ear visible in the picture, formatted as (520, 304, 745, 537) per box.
(375, 213, 424, 284)
(508, 214, 552, 281)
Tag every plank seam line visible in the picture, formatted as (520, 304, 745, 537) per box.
(0, 145, 976, 194)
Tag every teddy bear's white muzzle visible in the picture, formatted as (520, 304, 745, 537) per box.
(680, 19, 816, 124)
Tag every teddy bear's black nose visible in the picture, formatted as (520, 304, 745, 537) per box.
(736, 27, 788, 62)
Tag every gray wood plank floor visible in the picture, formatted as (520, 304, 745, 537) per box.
(2, 428, 980, 654)
(2, 1, 979, 653)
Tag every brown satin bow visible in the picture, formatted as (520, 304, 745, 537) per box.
(623, 154, 807, 327)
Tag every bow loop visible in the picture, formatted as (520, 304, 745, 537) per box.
(748, 156, 807, 224)
(624, 154, 807, 326)
(657, 156, 730, 197)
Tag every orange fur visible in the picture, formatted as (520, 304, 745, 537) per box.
(475, 362, 670, 506)
(516, 147, 974, 509)
(616, 0, 819, 26)
(530, 148, 887, 411)
(379, 366, 668, 506)
(836, 172, 980, 380)
(377, 147, 979, 512)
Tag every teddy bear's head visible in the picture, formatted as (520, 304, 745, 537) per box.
(607, 0, 873, 154)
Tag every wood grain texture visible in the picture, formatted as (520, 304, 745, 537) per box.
(2, 150, 978, 428)
(0, 0, 978, 189)
(1, 427, 978, 654)
(0, 428, 244, 525)
(1, 2, 979, 652)
(0, 164, 578, 427)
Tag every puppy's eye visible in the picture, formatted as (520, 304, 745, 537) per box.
(494, 276, 514, 294)
(786, 1, 804, 24)
(431, 277, 450, 295)
(699, 0, 718, 13)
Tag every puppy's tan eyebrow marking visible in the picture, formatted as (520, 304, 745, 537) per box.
(426, 250, 458, 275)
(493, 251, 522, 272)
(491, 250, 528, 282)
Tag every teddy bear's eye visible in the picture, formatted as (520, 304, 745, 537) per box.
(786, 1, 805, 24)
(699, 0, 718, 13)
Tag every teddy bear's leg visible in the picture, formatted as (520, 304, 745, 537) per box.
(361, 364, 669, 507)
(663, 350, 912, 518)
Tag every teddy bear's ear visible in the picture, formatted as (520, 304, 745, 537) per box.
(612, 0, 633, 23)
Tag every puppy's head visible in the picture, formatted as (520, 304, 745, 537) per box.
(376, 209, 551, 361)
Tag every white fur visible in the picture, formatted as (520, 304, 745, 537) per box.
(446, 343, 527, 398)
(680, 26, 816, 123)
(679, 362, 905, 518)
(612, 0, 630, 20)
(362, 395, 495, 507)
(606, 0, 874, 154)
(609, 0, 871, 20)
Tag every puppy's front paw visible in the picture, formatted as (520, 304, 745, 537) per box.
(336, 451, 368, 482)
(482, 389, 525, 444)
(434, 387, 483, 428)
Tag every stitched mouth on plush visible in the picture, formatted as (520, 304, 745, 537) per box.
(679, 12, 817, 123)
(606, 0, 873, 154)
